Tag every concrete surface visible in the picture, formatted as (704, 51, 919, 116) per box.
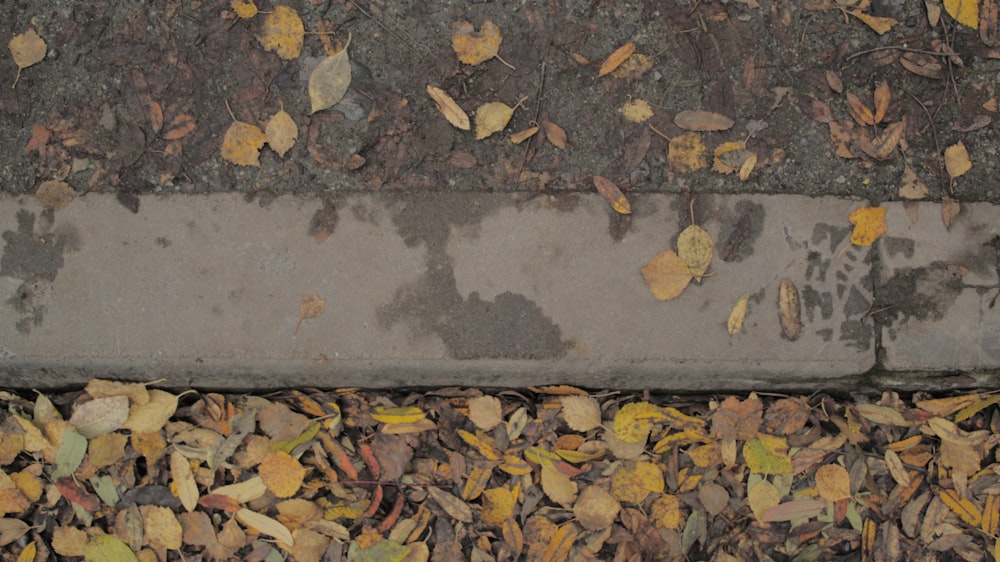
(0, 192, 888, 391)
(878, 201, 1000, 372)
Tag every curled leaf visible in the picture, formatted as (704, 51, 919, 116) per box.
(427, 85, 470, 130)
(593, 176, 631, 215)
(778, 278, 801, 341)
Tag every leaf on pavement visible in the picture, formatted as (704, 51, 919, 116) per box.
(641, 250, 693, 301)
(598, 42, 636, 77)
(221, 120, 266, 167)
(668, 132, 708, 173)
(778, 278, 801, 341)
(427, 85, 470, 130)
(452, 20, 503, 66)
(35, 180, 76, 211)
(944, 0, 980, 27)
(873, 81, 891, 123)
(231, 0, 258, 19)
(8, 29, 46, 88)
(945, 141, 972, 178)
(728, 293, 750, 335)
(848, 206, 888, 246)
(677, 225, 713, 282)
(309, 36, 352, 114)
(593, 176, 631, 215)
(674, 110, 735, 131)
(621, 98, 653, 123)
(900, 162, 930, 200)
(265, 108, 297, 157)
(540, 119, 567, 148)
(294, 294, 325, 335)
(849, 10, 898, 34)
(846, 93, 875, 126)
(259, 5, 304, 60)
(475, 102, 514, 140)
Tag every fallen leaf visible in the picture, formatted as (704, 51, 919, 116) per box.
(651, 495, 687, 530)
(371, 406, 426, 425)
(900, 52, 944, 79)
(452, 20, 503, 66)
(593, 176, 631, 215)
(123, 389, 178, 433)
(162, 114, 196, 140)
(944, 0, 980, 27)
(899, 163, 929, 200)
(983, 0, 999, 45)
(761, 499, 826, 522)
(426, 85, 470, 131)
(141, 504, 183, 553)
(236, 507, 294, 545)
(8, 29, 46, 88)
(677, 224, 713, 281)
(69, 396, 129, 438)
(699, 482, 730, 516)
(598, 42, 636, 77)
(674, 110, 735, 131)
(850, 9, 898, 34)
(231, 0, 258, 19)
(668, 132, 708, 173)
(560, 395, 602, 432)
(265, 109, 297, 157)
(291, 294, 329, 338)
(610, 461, 664, 504)
(873, 81, 891, 123)
(221, 120, 266, 167)
(509, 126, 538, 144)
(743, 435, 792, 475)
(83, 535, 139, 562)
(846, 93, 875, 126)
(540, 119, 567, 148)
(50, 526, 86, 556)
(825, 70, 844, 93)
(713, 141, 749, 173)
(467, 395, 503, 431)
(848, 206, 888, 246)
(574, 485, 621, 531)
(944, 141, 972, 178)
(427, 487, 473, 523)
(748, 479, 782, 522)
(778, 278, 801, 341)
(0, 519, 31, 548)
(613, 402, 663, 443)
(481, 487, 517, 525)
(728, 293, 750, 335)
(541, 464, 578, 507)
(309, 37, 352, 114)
(170, 451, 199, 512)
(611, 53, 654, 79)
(642, 250, 693, 301)
(815, 464, 852, 501)
(621, 98, 654, 123)
(259, 5, 304, 60)
(941, 195, 960, 230)
(35, 180, 76, 211)
(475, 102, 514, 140)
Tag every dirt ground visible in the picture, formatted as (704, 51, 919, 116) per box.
(1, 1, 999, 212)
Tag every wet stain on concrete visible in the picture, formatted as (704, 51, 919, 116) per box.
(883, 237, 915, 259)
(719, 200, 765, 262)
(876, 261, 965, 325)
(811, 223, 852, 253)
(1, 210, 69, 333)
(379, 195, 572, 359)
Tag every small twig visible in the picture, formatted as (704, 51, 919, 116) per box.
(906, 91, 941, 156)
(845, 45, 965, 62)
(514, 62, 546, 190)
(351, 0, 426, 56)
(861, 300, 904, 324)
(648, 124, 672, 141)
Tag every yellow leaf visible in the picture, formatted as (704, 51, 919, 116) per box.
(748, 481, 785, 522)
(475, 102, 514, 140)
(560, 395, 602, 432)
(231, 0, 258, 19)
(457, 429, 501, 460)
(309, 37, 352, 114)
(641, 250, 693, 301)
(674, 110, 735, 131)
(667, 132, 708, 173)
(573, 485, 621, 531)
(743, 435, 792, 475)
(525, 446, 561, 467)
(815, 464, 851, 501)
(598, 42, 636, 77)
(221, 121, 266, 167)
(873, 81, 891, 124)
(613, 402, 663, 444)
(541, 464, 578, 507)
(35, 180, 76, 211)
(294, 293, 325, 335)
(236, 508, 294, 545)
(849, 9, 898, 34)
(259, 5, 304, 60)
(778, 278, 801, 341)
(713, 141, 748, 174)
(687, 442, 721, 468)
(170, 451, 199, 512)
(621, 98, 653, 123)
(452, 20, 502, 65)
(16, 541, 35, 562)
(848, 206, 888, 246)
(938, 489, 982, 527)
(467, 395, 503, 431)
(265, 109, 297, 158)
(509, 126, 538, 144)
(739, 152, 758, 181)
(610, 461, 664, 504)
(141, 505, 183, 551)
(482, 487, 517, 525)
(650, 494, 686, 530)
(944, 0, 980, 27)
(426, 85, 470, 131)
(945, 141, 973, 178)
(728, 293, 750, 335)
(258, 451, 306, 498)
(371, 406, 427, 425)
(555, 448, 604, 463)
(8, 29, 46, 88)
(593, 176, 631, 215)
(677, 224, 713, 281)
(123, 389, 178, 434)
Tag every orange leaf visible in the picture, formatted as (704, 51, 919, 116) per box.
(938, 489, 982, 527)
(873, 81, 891, 123)
(452, 20, 503, 66)
(848, 206, 888, 246)
(598, 42, 636, 77)
(815, 464, 852, 501)
(849, 9, 898, 34)
(845, 93, 875, 126)
(258, 451, 306, 498)
(641, 250, 693, 301)
(540, 119, 567, 149)
(593, 176, 631, 214)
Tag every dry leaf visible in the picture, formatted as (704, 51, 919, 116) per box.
(945, 141, 972, 178)
(560, 395, 602, 432)
(35, 180, 76, 211)
(825, 70, 844, 93)
(611, 53, 654, 79)
(778, 278, 801, 341)
(265, 109, 297, 157)
(598, 42, 636, 77)
(221, 120, 266, 167)
(510, 126, 538, 144)
(475, 102, 514, 140)
(309, 38, 352, 114)
(612, 402, 664, 444)
(540, 119, 567, 148)
(481, 487, 517, 525)
(642, 250, 693, 301)
(941, 195, 960, 230)
(900, 52, 944, 79)
(69, 396, 129, 438)
(677, 224, 713, 281)
(983, 0, 999, 44)
(744, 435, 792, 475)
(728, 293, 749, 335)
(427, 487, 473, 523)
(467, 395, 503, 431)
(610, 461, 664, 504)
(900, 163, 929, 200)
(593, 176, 631, 215)
(452, 20, 503, 65)
(259, 451, 306, 498)
(846, 93, 875, 126)
(259, 6, 304, 60)
(668, 132, 708, 173)
(739, 152, 758, 180)
(674, 110, 735, 131)
(574, 486, 621, 531)
(162, 114, 196, 140)
(816, 464, 852, 501)
(541, 464, 578, 507)
(713, 141, 749, 174)
(621, 98, 653, 123)
(236, 508, 294, 545)
(295, 294, 325, 335)
(944, 0, 980, 27)
(123, 389, 178, 433)
(873, 81, 891, 123)
(8, 29, 46, 88)
(231, 0, 258, 19)
(850, 9, 898, 34)
(141, 505, 183, 552)
(170, 451, 199, 512)
(426, 85, 470, 131)
(848, 206, 888, 246)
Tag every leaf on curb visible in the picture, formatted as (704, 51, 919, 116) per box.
(427, 86, 470, 130)
(593, 176, 631, 214)
(728, 293, 750, 335)
(900, 162, 929, 199)
(848, 207, 888, 246)
(8, 29, 46, 87)
(778, 278, 801, 341)
(642, 250, 693, 301)
(677, 225, 713, 281)
(945, 141, 972, 178)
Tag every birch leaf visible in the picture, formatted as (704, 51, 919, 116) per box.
(475, 102, 514, 140)
(309, 38, 352, 114)
(8, 29, 46, 87)
(641, 251, 693, 301)
(259, 6, 304, 60)
(265, 109, 297, 157)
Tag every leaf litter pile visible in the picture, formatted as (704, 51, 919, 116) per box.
(4, 381, 1000, 560)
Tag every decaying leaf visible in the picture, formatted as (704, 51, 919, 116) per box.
(825, 70, 844, 93)
(728, 293, 750, 335)
(467, 395, 503, 431)
(561, 395, 602, 432)
(265, 108, 297, 157)
(944, 0, 980, 27)
(613, 402, 662, 444)
(574, 485, 621, 531)
(309, 36, 352, 114)
(8, 29, 46, 88)
(848, 206, 888, 246)
(941, 195, 960, 230)
(778, 278, 801, 341)
(621, 98, 653, 123)
(427, 85, 470, 131)
(540, 119, 567, 149)
(598, 42, 636, 77)
(846, 93, 875, 126)
(668, 132, 708, 173)
(475, 102, 514, 140)
(677, 224, 713, 281)
(259, 5, 304, 60)
(294, 294, 325, 335)
(221, 120, 266, 167)
(452, 20, 503, 66)
(674, 110, 735, 131)
(231, 0, 258, 19)
(35, 180, 76, 211)
(850, 9, 898, 34)
(593, 176, 631, 215)
(873, 81, 891, 123)
(944, 141, 972, 178)
(900, 163, 929, 200)
(641, 250, 693, 301)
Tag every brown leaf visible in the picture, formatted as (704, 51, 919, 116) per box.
(593, 176, 631, 214)
(598, 42, 636, 77)
(778, 278, 801, 341)
(641, 250, 693, 301)
(982, 0, 999, 45)
(294, 294, 325, 335)
(426, 85, 470, 131)
(846, 93, 875, 126)
(873, 81, 891, 123)
(35, 180, 76, 211)
(427, 487, 473, 522)
(941, 195, 960, 230)
(825, 70, 844, 93)
(540, 119, 567, 148)
(674, 110, 735, 131)
(900, 52, 943, 79)
(899, 162, 930, 200)
(162, 114, 196, 140)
